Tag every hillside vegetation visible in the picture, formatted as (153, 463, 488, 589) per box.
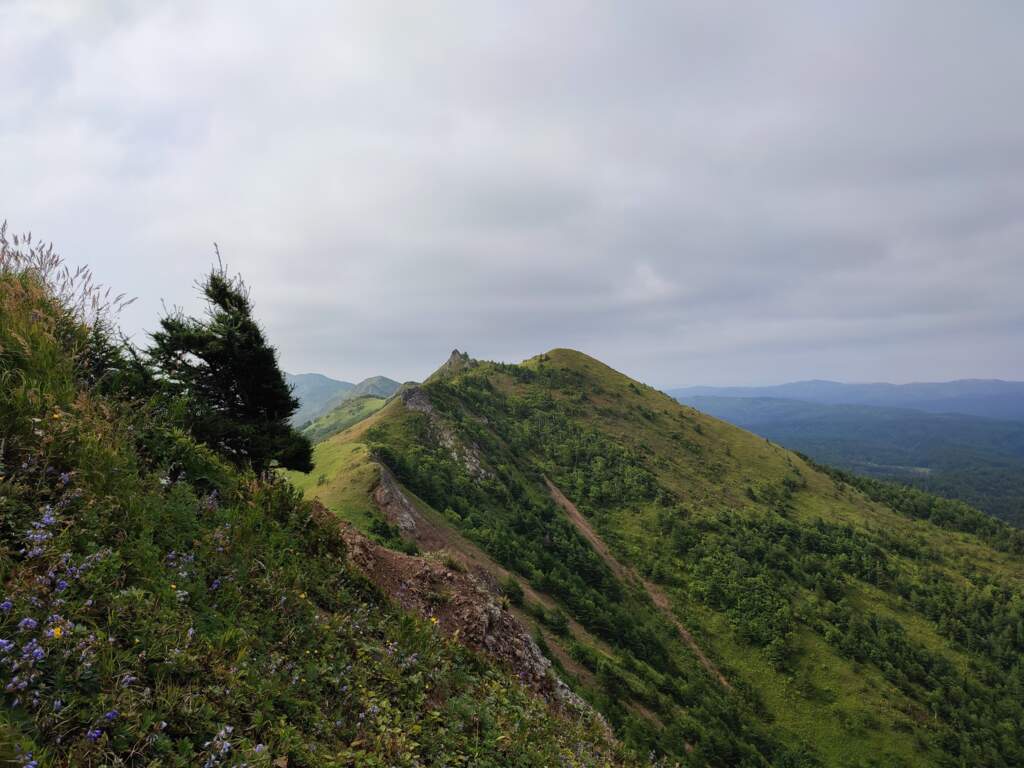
(285, 372, 354, 425)
(298, 350, 1024, 767)
(289, 374, 401, 429)
(301, 395, 388, 445)
(679, 395, 1024, 526)
(0, 246, 629, 767)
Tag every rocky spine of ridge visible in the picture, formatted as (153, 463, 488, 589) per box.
(426, 348, 476, 382)
(399, 383, 492, 480)
(313, 500, 595, 720)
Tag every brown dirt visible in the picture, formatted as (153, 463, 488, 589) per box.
(545, 478, 732, 691)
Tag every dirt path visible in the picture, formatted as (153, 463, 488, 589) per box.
(545, 478, 732, 691)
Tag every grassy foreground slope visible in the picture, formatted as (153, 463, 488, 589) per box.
(299, 349, 1024, 767)
(0, 259, 630, 766)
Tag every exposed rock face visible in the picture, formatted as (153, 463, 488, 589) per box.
(372, 464, 419, 535)
(399, 385, 435, 416)
(426, 348, 476, 382)
(399, 385, 492, 480)
(371, 464, 452, 551)
(322, 505, 587, 712)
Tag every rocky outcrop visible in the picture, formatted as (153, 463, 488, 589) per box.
(399, 385, 435, 416)
(399, 384, 492, 480)
(323, 506, 587, 713)
(426, 349, 476, 382)
(372, 464, 452, 551)
(373, 464, 419, 535)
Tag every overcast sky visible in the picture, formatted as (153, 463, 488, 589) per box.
(3, 2, 1022, 387)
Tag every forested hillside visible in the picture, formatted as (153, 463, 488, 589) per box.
(296, 350, 1024, 767)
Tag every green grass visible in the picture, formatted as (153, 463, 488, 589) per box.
(285, 439, 380, 529)
(300, 395, 387, 444)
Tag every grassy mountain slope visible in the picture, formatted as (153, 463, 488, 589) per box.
(285, 372, 354, 425)
(679, 395, 1024, 526)
(350, 376, 401, 399)
(296, 349, 1024, 767)
(301, 395, 388, 445)
(0, 262, 630, 766)
(287, 374, 401, 428)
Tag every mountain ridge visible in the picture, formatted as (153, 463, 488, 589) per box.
(286, 371, 401, 426)
(289, 347, 1024, 766)
(0, 263, 631, 767)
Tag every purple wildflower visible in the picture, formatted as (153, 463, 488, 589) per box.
(18, 618, 38, 632)
(1, 600, 12, 613)
(104, 709, 119, 721)
(86, 728, 102, 742)
(55, 580, 69, 592)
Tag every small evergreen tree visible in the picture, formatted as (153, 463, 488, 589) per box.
(149, 264, 313, 473)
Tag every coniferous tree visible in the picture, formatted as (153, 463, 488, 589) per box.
(149, 265, 313, 473)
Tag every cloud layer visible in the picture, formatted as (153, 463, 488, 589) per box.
(3, 2, 1022, 386)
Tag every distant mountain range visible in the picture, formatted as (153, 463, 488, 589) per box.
(672, 379, 1024, 526)
(286, 372, 401, 426)
(670, 379, 1024, 422)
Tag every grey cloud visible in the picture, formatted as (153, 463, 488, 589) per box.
(1, 1, 1022, 387)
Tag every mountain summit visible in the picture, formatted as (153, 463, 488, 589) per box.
(426, 348, 476, 382)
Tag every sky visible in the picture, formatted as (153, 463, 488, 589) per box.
(2, 2, 1023, 388)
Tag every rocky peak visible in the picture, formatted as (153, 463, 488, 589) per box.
(426, 348, 476, 382)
